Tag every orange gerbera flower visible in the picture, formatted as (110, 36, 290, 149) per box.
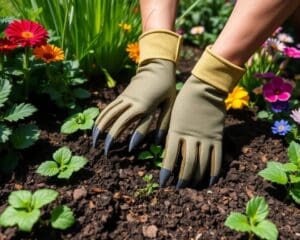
(126, 42, 139, 64)
(225, 86, 250, 110)
(5, 20, 48, 47)
(33, 44, 64, 63)
(0, 37, 17, 54)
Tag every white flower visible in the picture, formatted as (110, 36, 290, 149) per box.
(277, 33, 294, 43)
(290, 108, 300, 124)
(190, 26, 205, 35)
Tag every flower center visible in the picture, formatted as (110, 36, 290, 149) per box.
(21, 31, 34, 39)
(278, 125, 285, 131)
(43, 53, 55, 60)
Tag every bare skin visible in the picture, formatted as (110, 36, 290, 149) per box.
(212, 0, 300, 66)
(140, 0, 178, 32)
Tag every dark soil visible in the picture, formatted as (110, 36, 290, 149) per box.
(1, 46, 300, 240)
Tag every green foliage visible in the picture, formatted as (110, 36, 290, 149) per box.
(0, 78, 39, 172)
(258, 141, 300, 204)
(135, 174, 159, 198)
(10, 0, 141, 86)
(37, 146, 88, 179)
(138, 144, 164, 168)
(61, 107, 99, 134)
(225, 196, 278, 240)
(0, 189, 75, 232)
(177, 0, 233, 48)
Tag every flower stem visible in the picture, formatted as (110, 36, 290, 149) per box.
(23, 47, 30, 99)
(0, 54, 4, 72)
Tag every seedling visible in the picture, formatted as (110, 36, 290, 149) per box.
(37, 146, 88, 179)
(258, 141, 300, 204)
(138, 145, 164, 168)
(225, 196, 278, 240)
(61, 107, 99, 134)
(0, 189, 75, 232)
(135, 174, 159, 197)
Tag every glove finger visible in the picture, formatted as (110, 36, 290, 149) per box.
(176, 139, 198, 189)
(192, 141, 212, 186)
(155, 95, 175, 145)
(159, 133, 181, 188)
(104, 106, 142, 156)
(129, 113, 155, 152)
(209, 142, 222, 186)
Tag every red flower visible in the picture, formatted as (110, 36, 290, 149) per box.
(0, 38, 17, 53)
(5, 20, 48, 47)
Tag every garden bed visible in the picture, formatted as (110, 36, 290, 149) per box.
(1, 46, 300, 240)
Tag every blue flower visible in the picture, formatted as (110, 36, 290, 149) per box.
(271, 101, 289, 113)
(271, 120, 291, 136)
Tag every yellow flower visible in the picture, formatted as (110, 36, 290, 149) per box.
(126, 42, 139, 64)
(225, 86, 250, 110)
(33, 44, 64, 63)
(119, 23, 132, 32)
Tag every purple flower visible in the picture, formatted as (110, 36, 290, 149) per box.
(271, 120, 291, 136)
(254, 72, 277, 79)
(290, 108, 300, 124)
(263, 77, 293, 103)
(271, 101, 289, 113)
(284, 47, 300, 58)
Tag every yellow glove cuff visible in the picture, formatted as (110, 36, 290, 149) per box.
(139, 29, 182, 65)
(192, 46, 246, 93)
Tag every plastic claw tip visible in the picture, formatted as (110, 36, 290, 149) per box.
(92, 127, 100, 148)
(209, 176, 218, 186)
(154, 129, 167, 145)
(104, 134, 113, 157)
(129, 131, 145, 152)
(159, 168, 172, 188)
(175, 179, 189, 189)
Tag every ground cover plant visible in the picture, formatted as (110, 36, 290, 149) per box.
(1, 0, 300, 239)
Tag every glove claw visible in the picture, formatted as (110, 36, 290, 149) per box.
(129, 131, 145, 152)
(92, 127, 100, 148)
(159, 168, 172, 188)
(209, 176, 218, 186)
(176, 179, 189, 189)
(104, 134, 113, 157)
(154, 129, 167, 145)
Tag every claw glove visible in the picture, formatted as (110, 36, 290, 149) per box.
(93, 30, 182, 155)
(160, 46, 245, 189)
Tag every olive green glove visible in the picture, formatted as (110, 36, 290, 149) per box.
(160, 46, 245, 189)
(92, 30, 182, 155)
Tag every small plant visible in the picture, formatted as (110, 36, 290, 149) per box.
(138, 145, 164, 168)
(135, 174, 159, 197)
(258, 141, 300, 204)
(61, 107, 99, 134)
(225, 196, 278, 240)
(0, 189, 75, 232)
(37, 146, 88, 179)
(0, 78, 39, 172)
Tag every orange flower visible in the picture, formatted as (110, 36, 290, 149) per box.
(33, 44, 64, 63)
(126, 42, 139, 64)
(225, 86, 250, 110)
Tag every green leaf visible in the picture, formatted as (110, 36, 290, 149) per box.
(0, 206, 18, 228)
(251, 220, 278, 240)
(53, 147, 72, 165)
(0, 124, 12, 143)
(57, 168, 74, 179)
(10, 124, 40, 149)
(79, 118, 94, 130)
(50, 205, 75, 230)
(289, 184, 300, 204)
(73, 88, 91, 99)
(32, 189, 58, 209)
(281, 163, 298, 172)
(288, 141, 300, 165)
(14, 209, 40, 232)
(290, 174, 300, 183)
(224, 212, 251, 232)
(246, 196, 269, 223)
(0, 78, 12, 108)
(8, 190, 32, 209)
(176, 82, 184, 91)
(257, 110, 271, 120)
(150, 145, 163, 156)
(258, 161, 288, 185)
(61, 119, 79, 134)
(83, 107, 99, 120)
(4, 103, 37, 122)
(68, 156, 88, 172)
(138, 151, 153, 160)
(36, 161, 59, 177)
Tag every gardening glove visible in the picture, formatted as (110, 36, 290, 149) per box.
(159, 46, 246, 189)
(92, 30, 182, 156)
